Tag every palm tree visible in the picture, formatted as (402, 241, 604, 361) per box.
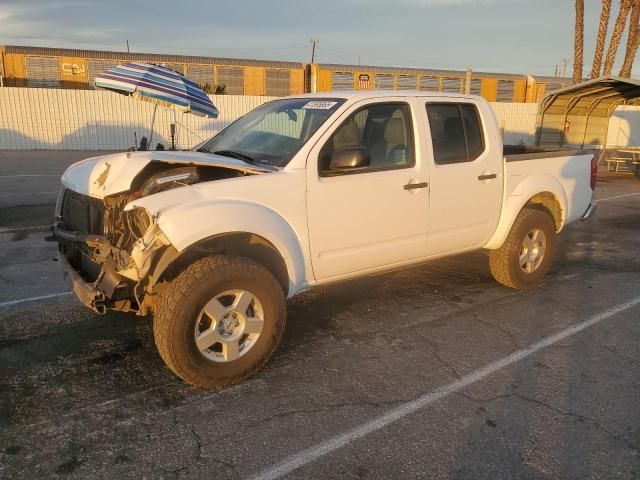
(591, 0, 613, 78)
(574, 0, 585, 82)
(620, 0, 640, 77)
(603, 0, 633, 75)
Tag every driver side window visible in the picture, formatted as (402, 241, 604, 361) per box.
(319, 102, 414, 176)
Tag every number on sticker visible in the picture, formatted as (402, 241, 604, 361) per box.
(302, 101, 338, 110)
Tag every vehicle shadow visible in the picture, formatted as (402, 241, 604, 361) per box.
(0, 250, 493, 429)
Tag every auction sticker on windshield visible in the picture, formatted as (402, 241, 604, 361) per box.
(302, 101, 338, 110)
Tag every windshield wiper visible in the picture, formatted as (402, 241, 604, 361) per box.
(207, 149, 279, 172)
(212, 150, 258, 165)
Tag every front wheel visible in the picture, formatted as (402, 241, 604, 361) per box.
(153, 255, 287, 389)
(489, 208, 557, 290)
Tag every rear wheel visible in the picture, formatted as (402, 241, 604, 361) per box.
(153, 255, 287, 389)
(489, 208, 556, 290)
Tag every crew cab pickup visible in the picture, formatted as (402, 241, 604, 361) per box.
(54, 91, 598, 388)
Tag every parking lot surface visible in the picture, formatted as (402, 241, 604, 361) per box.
(1, 151, 639, 479)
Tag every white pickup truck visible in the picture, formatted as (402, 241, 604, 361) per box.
(55, 91, 597, 388)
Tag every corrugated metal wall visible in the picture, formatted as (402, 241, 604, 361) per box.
(216, 66, 244, 95)
(0, 87, 639, 150)
(332, 72, 354, 90)
(87, 60, 118, 89)
(186, 64, 215, 89)
(264, 69, 290, 96)
(25, 57, 60, 88)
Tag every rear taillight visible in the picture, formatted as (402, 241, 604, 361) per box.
(590, 154, 598, 190)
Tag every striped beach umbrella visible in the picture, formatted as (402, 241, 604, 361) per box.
(95, 62, 219, 118)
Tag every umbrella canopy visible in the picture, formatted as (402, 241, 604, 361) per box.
(95, 62, 218, 118)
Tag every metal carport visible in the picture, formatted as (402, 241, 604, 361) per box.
(536, 76, 640, 148)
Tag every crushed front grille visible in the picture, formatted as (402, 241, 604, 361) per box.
(59, 189, 105, 235)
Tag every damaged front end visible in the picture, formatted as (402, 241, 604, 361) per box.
(55, 154, 272, 315)
(55, 189, 170, 315)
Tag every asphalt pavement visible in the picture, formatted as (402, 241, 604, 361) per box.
(0, 150, 639, 479)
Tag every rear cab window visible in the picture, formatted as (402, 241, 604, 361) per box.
(426, 103, 485, 165)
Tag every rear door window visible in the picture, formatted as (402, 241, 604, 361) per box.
(426, 103, 485, 165)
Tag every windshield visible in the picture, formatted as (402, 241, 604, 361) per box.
(197, 98, 346, 167)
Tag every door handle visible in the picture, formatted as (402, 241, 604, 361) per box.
(478, 173, 497, 181)
(404, 182, 429, 190)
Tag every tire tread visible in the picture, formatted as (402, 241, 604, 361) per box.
(489, 208, 555, 290)
(153, 255, 286, 389)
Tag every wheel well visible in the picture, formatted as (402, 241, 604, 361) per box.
(157, 233, 290, 295)
(525, 192, 563, 232)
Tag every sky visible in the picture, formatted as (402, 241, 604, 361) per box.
(0, 0, 637, 77)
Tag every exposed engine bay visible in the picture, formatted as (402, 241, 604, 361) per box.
(55, 161, 258, 315)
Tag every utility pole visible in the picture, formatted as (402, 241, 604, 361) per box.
(310, 39, 318, 63)
(562, 58, 569, 77)
(126, 39, 130, 53)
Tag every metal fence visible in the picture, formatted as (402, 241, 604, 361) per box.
(0, 87, 638, 150)
(0, 88, 278, 150)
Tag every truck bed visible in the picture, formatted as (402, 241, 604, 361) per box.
(504, 145, 593, 162)
(503, 146, 595, 226)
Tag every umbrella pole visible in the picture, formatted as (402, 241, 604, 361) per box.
(148, 103, 158, 147)
(172, 106, 177, 150)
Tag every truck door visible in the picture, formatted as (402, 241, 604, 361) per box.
(307, 100, 429, 281)
(424, 101, 503, 255)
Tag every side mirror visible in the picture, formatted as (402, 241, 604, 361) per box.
(330, 145, 371, 171)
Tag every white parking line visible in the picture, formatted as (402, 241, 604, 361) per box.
(597, 192, 640, 202)
(0, 174, 61, 178)
(249, 294, 640, 480)
(0, 224, 51, 233)
(0, 292, 72, 309)
(0, 191, 58, 197)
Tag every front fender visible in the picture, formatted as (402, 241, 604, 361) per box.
(127, 195, 308, 295)
(484, 172, 568, 250)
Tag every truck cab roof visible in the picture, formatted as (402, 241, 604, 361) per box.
(290, 90, 485, 102)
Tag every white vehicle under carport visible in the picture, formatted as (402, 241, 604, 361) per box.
(54, 91, 598, 389)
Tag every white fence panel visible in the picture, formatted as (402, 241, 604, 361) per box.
(2, 88, 640, 150)
(606, 105, 640, 147)
(0, 88, 276, 150)
(489, 102, 538, 146)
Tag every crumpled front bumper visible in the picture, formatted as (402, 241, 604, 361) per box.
(54, 222, 129, 315)
(54, 214, 170, 315)
(58, 251, 108, 314)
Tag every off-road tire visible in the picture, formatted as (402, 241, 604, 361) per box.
(489, 208, 556, 290)
(153, 255, 286, 389)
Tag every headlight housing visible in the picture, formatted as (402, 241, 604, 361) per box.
(139, 167, 199, 196)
